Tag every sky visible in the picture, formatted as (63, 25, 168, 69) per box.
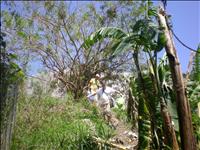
(2, 1, 200, 75)
(159, 1, 200, 73)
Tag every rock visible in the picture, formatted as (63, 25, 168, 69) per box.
(102, 111, 119, 129)
(127, 131, 138, 141)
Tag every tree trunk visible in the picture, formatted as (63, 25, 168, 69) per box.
(160, 98, 179, 150)
(158, 7, 196, 150)
(148, 54, 179, 149)
(127, 87, 138, 128)
(0, 84, 18, 150)
(127, 88, 133, 121)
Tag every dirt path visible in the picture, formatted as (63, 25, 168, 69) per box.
(107, 112, 138, 150)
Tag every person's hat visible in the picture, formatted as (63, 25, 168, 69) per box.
(95, 74, 100, 78)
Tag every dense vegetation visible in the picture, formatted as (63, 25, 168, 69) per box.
(1, 1, 199, 150)
(11, 95, 115, 150)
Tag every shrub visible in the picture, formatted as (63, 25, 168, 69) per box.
(11, 95, 115, 150)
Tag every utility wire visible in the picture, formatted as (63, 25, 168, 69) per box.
(161, 0, 200, 54)
(170, 29, 200, 53)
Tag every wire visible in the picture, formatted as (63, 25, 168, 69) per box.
(170, 29, 200, 53)
(161, 0, 200, 54)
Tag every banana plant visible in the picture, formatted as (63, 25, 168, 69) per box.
(82, 10, 180, 148)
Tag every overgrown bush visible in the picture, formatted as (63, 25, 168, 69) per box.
(11, 95, 115, 150)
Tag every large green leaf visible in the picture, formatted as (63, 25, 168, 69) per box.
(156, 32, 167, 51)
(83, 27, 127, 49)
(111, 33, 137, 56)
(131, 19, 147, 32)
(189, 83, 200, 107)
(167, 100, 179, 131)
(148, 8, 157, 17)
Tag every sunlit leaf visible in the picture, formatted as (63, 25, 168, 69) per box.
(156, 32, 167, 51)
(112, 33, 136, 55)
(17, 31, 27, 38)
(148, 8, 157, 17)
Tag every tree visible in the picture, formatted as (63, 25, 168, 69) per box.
(82, 2, 179, 148)
(157, 6, 196, 150)
(2, 1, 143, 99)
(0, 31, 24, 150)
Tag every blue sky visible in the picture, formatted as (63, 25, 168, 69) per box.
(162, 1, 200, 73)
(2, 1, 199, 75)
(31, 1, 200, 75)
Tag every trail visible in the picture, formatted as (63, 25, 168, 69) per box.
(106, 112, 138, 150)
(89, 86, 138, 149)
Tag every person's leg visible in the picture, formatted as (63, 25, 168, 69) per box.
(92, 94, 98, 106)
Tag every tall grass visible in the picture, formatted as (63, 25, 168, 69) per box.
(11, 94, 115, 150)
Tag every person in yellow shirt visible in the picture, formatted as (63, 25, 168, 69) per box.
(87, 74, 101, 103)
(89, 74, 101, 92)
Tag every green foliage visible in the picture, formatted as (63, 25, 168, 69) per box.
(0, 32, 24, 127)
(112, 106, 127, 122)
(0, 31, 25, 150)
(44, 1, 54, 13)
(83, 27, 126, 49)
(83, 13, 166, 58)
(191, 45, 200, 82)
(188, 44, 200, 143)
(11, 96, 115, 150)
(2, 1, 147, 100)
(130, 77, 151, 149)
(157, 32, 167, 52)
(82, 3, 168, 148)
(187, 82, 200, 108)
(0, 32, 24, 85)
(192, 113, 200, 141)
(137, 97, 151, 150)
(187, 81, 200, 141)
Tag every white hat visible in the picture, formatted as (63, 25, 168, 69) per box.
(95, 74, 100, 78)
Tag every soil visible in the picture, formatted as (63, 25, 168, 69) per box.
(107, 112, 138, 150)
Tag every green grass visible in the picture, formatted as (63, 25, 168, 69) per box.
(112, 103, 128, 122)
(11, 95, 115, 150)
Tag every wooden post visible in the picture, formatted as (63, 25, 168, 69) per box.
(157, 7, 197, 150)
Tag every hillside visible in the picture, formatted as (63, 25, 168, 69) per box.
(11, 95, 137, 150)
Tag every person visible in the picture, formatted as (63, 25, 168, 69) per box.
(87, 74, 101, 104)
(97, 87, 110, 110)
(97, 86, 119, 128)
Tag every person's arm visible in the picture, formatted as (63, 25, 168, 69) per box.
(87, 91, 97, 98)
